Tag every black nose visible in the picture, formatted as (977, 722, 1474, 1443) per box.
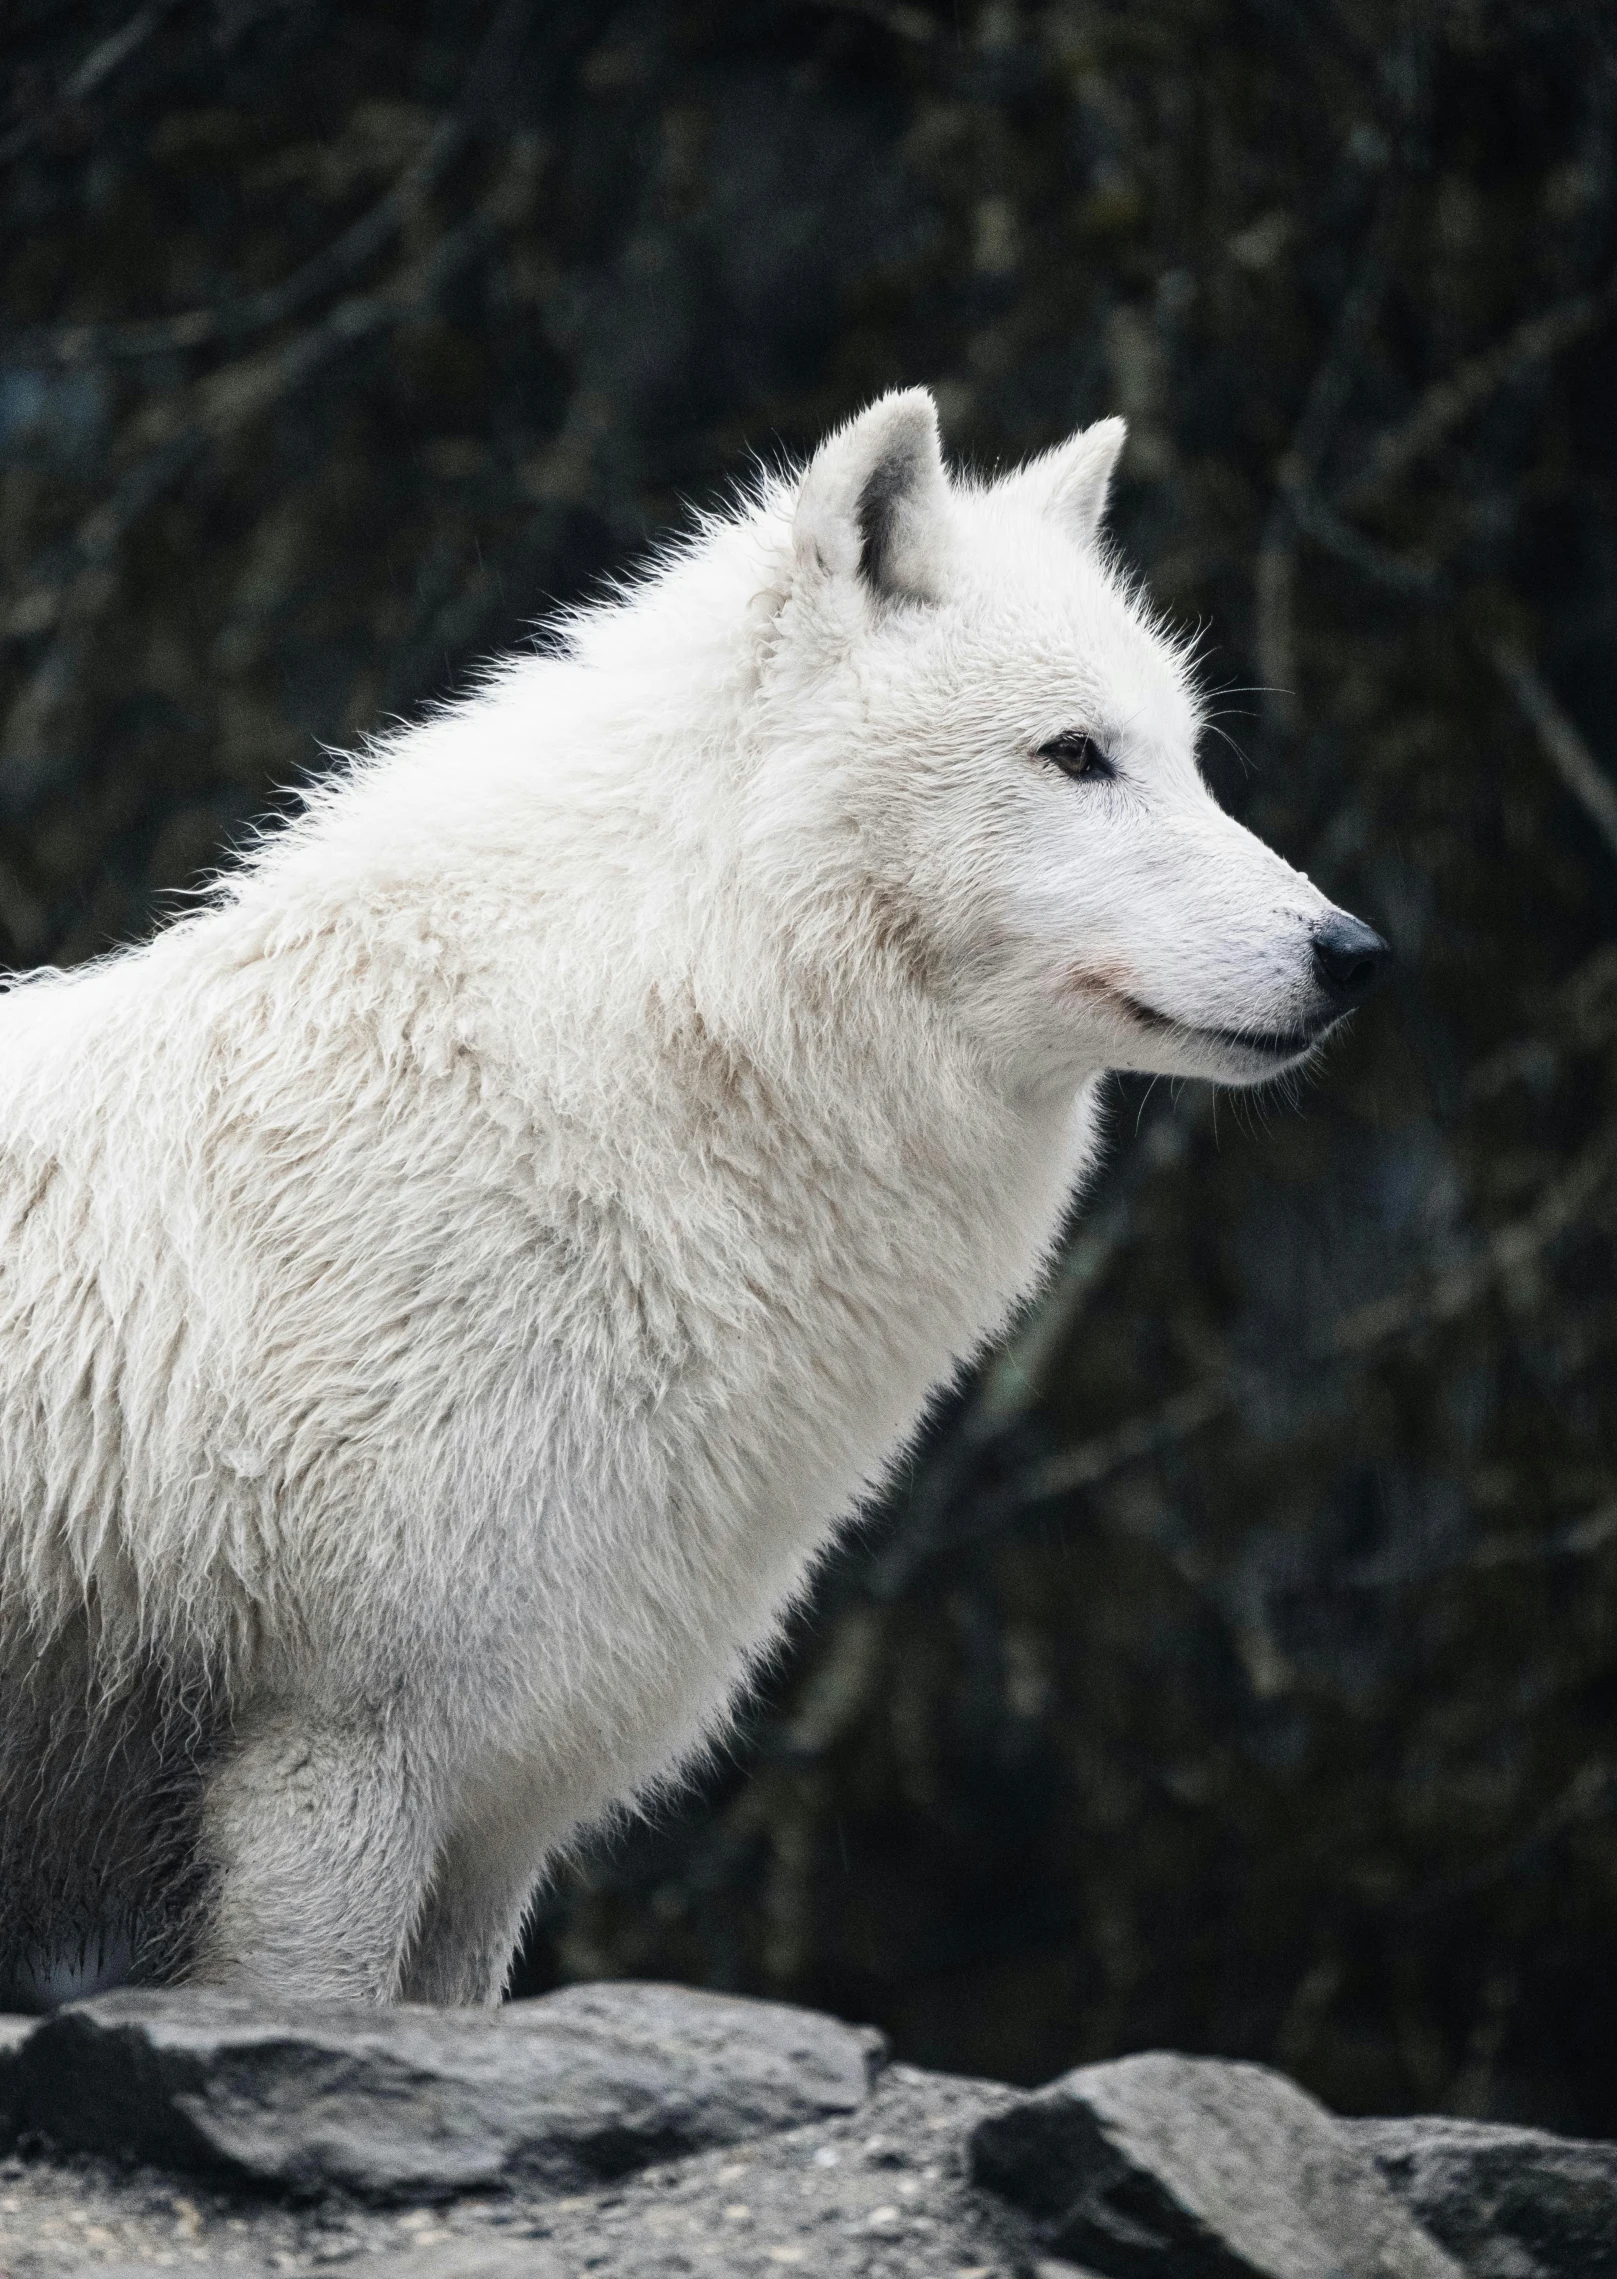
(1311, 912, 1391, 1011)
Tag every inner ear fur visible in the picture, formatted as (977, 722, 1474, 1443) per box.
(999, 415, 1127, 547)
(792, 388, 950, 604)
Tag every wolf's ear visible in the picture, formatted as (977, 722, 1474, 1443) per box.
(1003, 416, 1127, 547)
(792, 389, 950, 604)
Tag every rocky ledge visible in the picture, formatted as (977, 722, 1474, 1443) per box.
(0, 1984, 1614, 2278)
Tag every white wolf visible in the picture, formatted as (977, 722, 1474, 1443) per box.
(0, 390, 1387, 2008)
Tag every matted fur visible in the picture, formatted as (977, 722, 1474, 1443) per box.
(0, 392, 1364, 2005)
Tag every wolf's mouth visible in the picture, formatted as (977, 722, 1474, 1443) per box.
(1211, 1025, 1339, 1057)
(1200, 1016, 1339, 1061)
(1109, 989, 1338, 1064)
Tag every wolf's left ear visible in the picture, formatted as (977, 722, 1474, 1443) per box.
(793, 389, 950, 604)
(1003, 416, 1127, 547)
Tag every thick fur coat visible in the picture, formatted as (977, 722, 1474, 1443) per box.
(0, 392, 1384, 2005)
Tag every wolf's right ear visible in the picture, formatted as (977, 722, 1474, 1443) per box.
(999, 416, 1127, 548)
(792, 389, 950, 605)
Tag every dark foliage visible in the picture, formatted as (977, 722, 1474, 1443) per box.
(5, 0, 1617, 2128)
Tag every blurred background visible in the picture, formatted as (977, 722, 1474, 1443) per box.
(6, 0, 1617, 2131)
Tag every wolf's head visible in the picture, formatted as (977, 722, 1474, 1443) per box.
(753, 388, 1387, 1095)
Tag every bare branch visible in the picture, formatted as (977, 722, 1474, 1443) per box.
(3, 115, 469, 367)
(894, 1108, 1617, 1572)
(1, 0, 540, 364)
(1467, 1497, 1617, 1575)
(61, 1, 178, 102)
(0, 0, 187, 167)
(974, 1115, 1194, 1430)
(1282, 477, 1446, 598)
(1491, 642, 1617, 865)
(804, 0, 937, 40)
(1341, 265, 1617, 515)
(1274, 267, 1617, 621)
(1256, 176, 1408, 731)
(1238, 1495, 1617, 1602)
(1, 137, 544, 650)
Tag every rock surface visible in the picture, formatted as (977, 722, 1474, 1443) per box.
(0, 2045, 1033, 2279)
(1348, 2115, 1617, 2279)
(0, 1987, 1614, 2276)
(970, 2049, 1463, 2278)
(47, 2253, 565, 2279)
(5, 1980, 884, 2200)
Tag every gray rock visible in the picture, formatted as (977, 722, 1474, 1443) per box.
(0, 2013, 36, 2143)
(74, 2254, 565, 2279)
(969, 2050, 1465, 2279)
(1348, 2115, 1617, 2279)
(0, 2055, 1035, 2277)
(405, 2248, 567, 2279)
(14, 1979, 885, 2201)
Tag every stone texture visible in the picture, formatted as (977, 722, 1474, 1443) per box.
(73, 2255, 565, 2279)
(4, 1991, 1617, 2275)
(969, 2051, 1465, 2278)
(11, 1980, 884, 2201)
(1349, 2115, 1617, 2279)
(0, 2056, 1038, 2278)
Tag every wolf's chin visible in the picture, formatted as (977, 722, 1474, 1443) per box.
(1171, 1015, 1343, 1084)
(1201, 1029, 1336, 1080)
(1106, 989, 1343, 1082)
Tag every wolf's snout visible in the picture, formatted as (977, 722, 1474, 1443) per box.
(1310, 911, 1391, 1012)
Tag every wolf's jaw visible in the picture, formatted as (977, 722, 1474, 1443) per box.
(1110, 988, 1343, 1075)
(1202, 1016, 1341, 1066)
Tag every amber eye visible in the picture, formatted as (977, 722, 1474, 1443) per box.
(1036, 730, 1115, 780)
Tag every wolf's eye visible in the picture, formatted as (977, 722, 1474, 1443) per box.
(1037, 730, 1114, 781)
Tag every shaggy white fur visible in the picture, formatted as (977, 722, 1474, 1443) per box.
(0, 391, 1379, 2006)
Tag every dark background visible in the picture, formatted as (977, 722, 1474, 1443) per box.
(6, 0, 1617, 2130)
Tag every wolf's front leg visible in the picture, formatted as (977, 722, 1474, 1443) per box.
(188, 1702, 440, 2005)
(398, 1793, 555, 2007)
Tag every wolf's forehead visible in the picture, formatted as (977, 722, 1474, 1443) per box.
(959, 512, 1170, 646)
(949, 571, 1195, 738)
